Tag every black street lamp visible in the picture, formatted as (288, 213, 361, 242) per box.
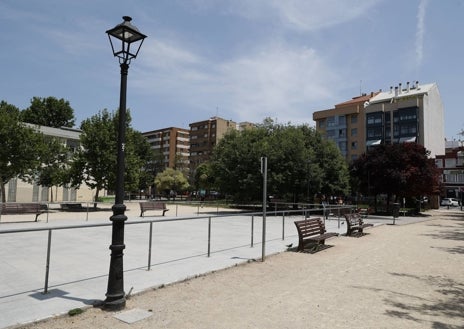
(103, 16, 146, 310)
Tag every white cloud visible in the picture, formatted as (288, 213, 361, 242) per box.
(187, 0, 381, 32)
(134, 39, 340, 124)
(415, 0, 428, 66)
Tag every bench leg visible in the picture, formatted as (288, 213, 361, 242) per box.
(140, 211, 144, 217)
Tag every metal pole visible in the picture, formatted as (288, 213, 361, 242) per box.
(251, 215, 254, 247)
(43, 229, 52, 294)
(147, 222, 153, 271)
(282, 213, 285, 240)
(207, 217, 211, 257)
(261, 157, 267, 262)
(86, 202, 89, 221)
(105, 62, 129, 310)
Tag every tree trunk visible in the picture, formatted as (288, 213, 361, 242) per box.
(0, 179, 5, 203)
(94, 188, 100, 209)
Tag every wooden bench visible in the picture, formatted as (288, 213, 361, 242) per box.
(358, 207, 373, 219)
(60, 203, 83, 211)
(294, 217, 339, 252)
(139, 202, 169, 217)
(344, 213, 374, 236)
(1, 203, 47, 222)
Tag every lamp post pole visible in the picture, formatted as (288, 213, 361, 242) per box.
(104, 62, 129, 309)
(103, 16, 146, 310)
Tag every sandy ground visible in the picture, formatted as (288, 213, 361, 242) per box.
(10, 209, 464, 329)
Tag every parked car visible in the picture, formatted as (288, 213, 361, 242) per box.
(441, 198, 460, 207)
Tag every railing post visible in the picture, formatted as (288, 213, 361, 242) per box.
(282, 213, 285, 240)
(207, 217, 211, 257)
(251, 215, 254, 247)
(43, 229, 52, 294)
(86, 202, 89, 221)
(147, 222, 153, 271)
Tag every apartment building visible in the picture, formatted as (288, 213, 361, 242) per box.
(142, 127, 190, 172)
(313, 92, 378, 161)
(313, 81, 445, 161)
(436, 140, 464, 199)
(364, 81, 445, 157)
(189, 117, 238, 174)
(4, 125, 94, 203)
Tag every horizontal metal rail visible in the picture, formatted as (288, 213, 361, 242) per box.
(0, 205, 355, 295)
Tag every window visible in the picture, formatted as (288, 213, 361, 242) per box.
(351, 141, 358, 150)
(338, 115, 346, 125)
(338, 141, 347, 152)
(326, 130, 335, 138)
(351, 115, 358, 124)
(327, 117, 336, 127)
(367, 113, 382, 125)
(351, 128, 357, 137)
(319, 120, 326, 129)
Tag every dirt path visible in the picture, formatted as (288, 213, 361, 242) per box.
(15, 212, 464, 329)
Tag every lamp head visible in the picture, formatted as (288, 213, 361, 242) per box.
(106, 16, 146, 64)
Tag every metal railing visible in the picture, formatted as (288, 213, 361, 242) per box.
(0, 204, 354, 295)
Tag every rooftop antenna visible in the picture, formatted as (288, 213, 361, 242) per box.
(359, 80, 362, 95)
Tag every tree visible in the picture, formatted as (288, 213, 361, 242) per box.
(154, 168, 189, 198)
(0, 101, 43, 202)
(210, 119, 350, 203)
(350, 143, 441, 207)
(194, 163, 215, 193)
(24, 136, 70, 202)
(69, 109, 152, 203)
(22, 96, 75, 128)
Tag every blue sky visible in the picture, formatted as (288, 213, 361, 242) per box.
(1, 0, 463, 139)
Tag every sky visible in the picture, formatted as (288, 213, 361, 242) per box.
(1, 0, 463, 140)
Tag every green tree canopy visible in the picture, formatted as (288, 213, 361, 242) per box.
(0, 101, 44, 202)
(70, 109, 152, 202)
(210, 119, 350, 203)
(24, 136, 70, 202)
(154, 168, 190, 195)
(22, 96, 75, 128)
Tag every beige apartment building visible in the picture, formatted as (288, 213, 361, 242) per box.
(142, 127, 190, 172)
(189, 117, 237, 175)
(313, 92, 378, 162)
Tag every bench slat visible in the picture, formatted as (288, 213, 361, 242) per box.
(139, 202, 169, 217)
(344, 214, 373, 236)
(1, 203, 47, 222)
(294, 218, 338, 252)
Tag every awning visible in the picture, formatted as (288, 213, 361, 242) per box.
(366, 139, 382, 146)
(399, 136, 416, 143)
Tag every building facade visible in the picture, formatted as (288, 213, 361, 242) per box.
(189, 117, 237, 175)
(436, 140, 464, 199)
(142, 127, 190, 172)
(365, 81, 445, 157)
(4, 125, 94, 203)
(313, 92, 378, 162)
(313, 81, 445, 162)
